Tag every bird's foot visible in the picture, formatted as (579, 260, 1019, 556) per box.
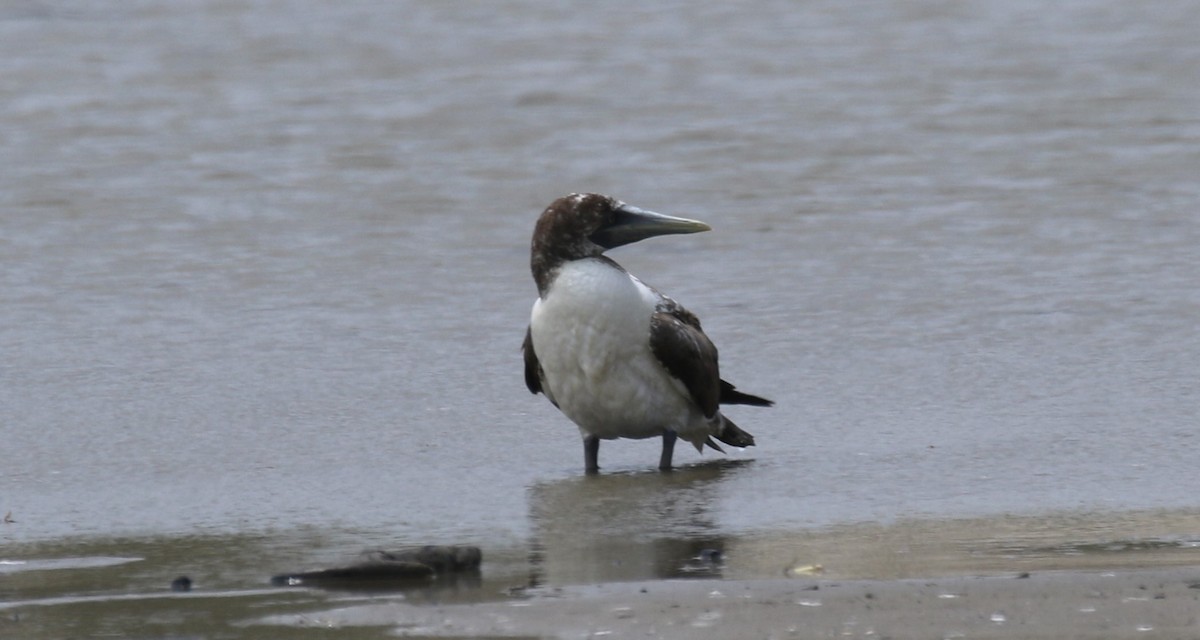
(583, 435, 600, 474)
(659, 430, 677, 471)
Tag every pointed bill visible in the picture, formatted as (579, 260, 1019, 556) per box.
(589, 203, 711, 249)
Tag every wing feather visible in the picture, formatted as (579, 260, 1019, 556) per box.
(649, 309, 721, 417)
(522, 326, 542, 396)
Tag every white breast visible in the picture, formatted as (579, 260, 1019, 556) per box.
(530, 260, 699, 440)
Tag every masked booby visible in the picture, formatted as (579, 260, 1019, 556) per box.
(522, 193, 772, 473)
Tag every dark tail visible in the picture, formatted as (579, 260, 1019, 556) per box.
(719, 380, 773, 407)
(714, 415, 755, 449)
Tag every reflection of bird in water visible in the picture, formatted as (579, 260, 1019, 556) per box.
(523, 193, 772, 473)
(526, 459, 750, 585)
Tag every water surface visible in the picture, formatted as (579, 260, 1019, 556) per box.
(1, 0, 1198, 635)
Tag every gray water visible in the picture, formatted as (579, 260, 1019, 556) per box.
(2, 0, 1199, 633)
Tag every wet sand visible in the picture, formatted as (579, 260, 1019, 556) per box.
(5, 512, 1200, 638)
(253, 510, 1200, 638)
(261, 568, 1200, 639)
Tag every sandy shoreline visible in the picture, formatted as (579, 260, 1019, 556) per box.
(260, 567, 1200, 639)
(8, 510, 1200, 638)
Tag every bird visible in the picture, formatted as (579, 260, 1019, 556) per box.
(522, 193, 772, 473)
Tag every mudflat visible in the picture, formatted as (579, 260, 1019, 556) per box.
(261, 568, 1200, 639)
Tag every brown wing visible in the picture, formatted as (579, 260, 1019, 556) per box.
(649, 309, 721, 418)
(720, 380, 773, 407)
(522, 326, 542, 395)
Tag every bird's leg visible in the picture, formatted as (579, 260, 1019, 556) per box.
(583, 435, 600, 474)
(659, 430, 678, 471)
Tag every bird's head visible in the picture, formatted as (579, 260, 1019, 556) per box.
(532, 193, 711, 263)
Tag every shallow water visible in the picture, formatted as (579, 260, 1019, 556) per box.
(2, 0, 1199, 635)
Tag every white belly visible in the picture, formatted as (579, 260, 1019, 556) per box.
(530, 261, 702, 440)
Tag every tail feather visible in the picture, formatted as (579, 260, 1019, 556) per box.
(719, 380, 773, 407)
(715, 415, 755, 449)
